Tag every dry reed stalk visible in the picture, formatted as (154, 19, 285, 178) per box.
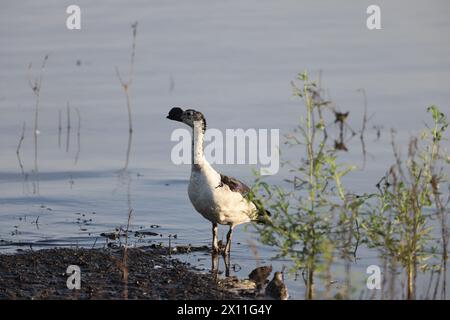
(74, 107, 81, 164)
(116, 22, 138, 171)
(66, 102, 71, 152)
(357, 88, 370, 169)
(16, 121, 26, 175)
(27, 55, 48, 194)
(58, 109, 62, 148)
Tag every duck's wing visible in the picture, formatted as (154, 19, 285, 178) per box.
(219, 173, 271, 223)
(219, 174, 251, 196)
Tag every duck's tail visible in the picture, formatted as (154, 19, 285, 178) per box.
(255, 208, 272, 225)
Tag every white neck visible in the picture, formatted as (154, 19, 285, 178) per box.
(192, 121, 205, 168)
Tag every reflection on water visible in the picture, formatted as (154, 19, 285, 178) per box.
(1, 0, 450, 299)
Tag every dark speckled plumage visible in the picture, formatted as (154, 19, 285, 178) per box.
(248, 265, 273, 285)
(219, 174, 251, 195)
(265, 272, 289, 300)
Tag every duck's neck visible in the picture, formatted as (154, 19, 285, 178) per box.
(192, 121, 205, 169)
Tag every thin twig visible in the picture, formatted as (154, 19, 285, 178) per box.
(58, 109, 62, 148)
(28, 54, 49, 194)
(116, 22, 138, 171)
(357, 88, 368, 169)
(74, 107, 81, 164)
(16, 122, 26, 175)
(66, 102, 71, 153)
(116, 22, 138, 134)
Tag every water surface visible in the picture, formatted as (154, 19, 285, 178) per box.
(1, 0, 450, 299)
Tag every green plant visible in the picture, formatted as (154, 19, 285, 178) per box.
(250, 71, 369, 299)
(362, 106, 449, 300)
(250, 71, 449, 300)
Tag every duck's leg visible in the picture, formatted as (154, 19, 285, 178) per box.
(211, 251, 219, 280)
(212, 223, 219, 253)
(223, 251, 231, 277)
(224, 225, 234, 254)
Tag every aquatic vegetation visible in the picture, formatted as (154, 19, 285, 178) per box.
(362, 106, 449, 300)
(115, 21, 139, 299)
(27, 54, 49, 194)
(250, 71, 370, 299)
(250, 71, 449, 300)
(116, 21, 138, 171)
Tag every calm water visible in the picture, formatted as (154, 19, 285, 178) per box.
(1, 0, 449, 299)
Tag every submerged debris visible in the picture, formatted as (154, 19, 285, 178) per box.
(134, 230, 159, 237)
(100, 230, 120, 240)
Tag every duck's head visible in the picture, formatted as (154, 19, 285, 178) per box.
(273, 272, 284, 282)
(167, 107, 206, 132)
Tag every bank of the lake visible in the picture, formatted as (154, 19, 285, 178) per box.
(0, 247, 255, 300)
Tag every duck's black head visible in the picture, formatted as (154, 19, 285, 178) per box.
(166, 107, 206, 132)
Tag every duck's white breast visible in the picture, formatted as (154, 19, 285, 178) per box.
(188, 164, 254, 226)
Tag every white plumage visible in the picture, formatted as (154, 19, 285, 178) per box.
(167, 107, 267, 254)
(188, 161, 255, 227)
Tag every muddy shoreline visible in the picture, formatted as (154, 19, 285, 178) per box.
(0, 247, 254, 300)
